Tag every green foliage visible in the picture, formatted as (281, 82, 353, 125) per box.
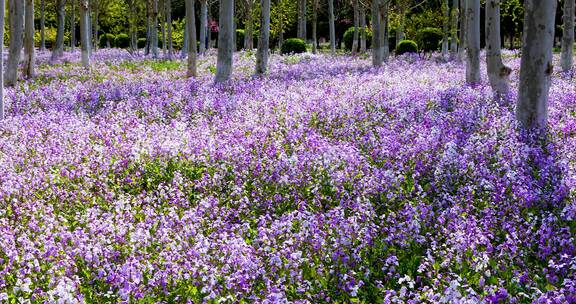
(396, 40, 418, 55)
(115, 34, 130, 49)
(99, 34, 116, 48)
(343, 27, 372, 51)
(416, 27, 443, 52)
(171, 19, 186, 50)
(281, 38, 307, 55)
(235, 29, 259, 50)
(34, 27, 70, 49)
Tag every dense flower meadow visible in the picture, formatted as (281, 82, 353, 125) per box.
(0, 49, 575, 303)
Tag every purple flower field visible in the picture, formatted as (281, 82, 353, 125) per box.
(0, 49, 575, 303)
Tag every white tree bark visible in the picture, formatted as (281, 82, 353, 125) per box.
(561, 0, 575, 72)
(0, 0, 5, 120)
(6, 0, 24, 87)
(51, 0, 66, 62)
(516, 0, 557, 129)
(352, 0, 359, 55)
(486, 0, 510, 95)
(166, 0, 173, 60)
(442, 0, 449, 58)
(215, 0, 234, 83)
(80, 0, 91, 68)
(255, 0, 270, 75)
(466, 0, 480, 84)
(200, 0, 208, 53)
(40, 0, 46, 50)
(371, 0, 382, 67)
(328, 0, 336, 54)
(297, 0, 306, 41)
(185, 0, 197, 77)
(24, 0, 35, 79)
(151, 0, 159, 58)
(450, 0, 459, 56)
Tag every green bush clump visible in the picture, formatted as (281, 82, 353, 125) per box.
(396, 40, 418, 55)
(416, 27, 443, 52)
(235, 29, 259, 50)
(343, 27, 372, 51)
(281, 38, 307, 55)
(115, 34, 130, 49)
(99, 34, 116, 48)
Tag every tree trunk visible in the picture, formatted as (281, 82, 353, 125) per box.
(396, 3, 406, 46)
(93, 7, 99, 51)
(297, 0, 306, 41)
(442, 0, 449, 58)
(0, 0, 5, 119)
(71, 0, 76, 51)
(255, 0, 270, 75)
(185, 0, 197, 77)
(128, 0, 137, 53)
(182, 19, 189, 58)
(516, 0, 557, 129)
(6, 0, 24, 87)
(145, 0, 151, 55)
(40, 0, 46, 50)
(458, 0, 467, 60)
(371, 0, 382, 67)
(200, 0, 208, 53)
(328, 0, 336, 54)
(352, 0, 359, 55)
(244, 2, 254, 50)
(51, 0, 66, 62)
(215, 0, 234, 83)
(450, 0, 459, 57)
(561, 0, 575, 72)
(486, 0, 510, 95)
(360, 5, 366, 53)
(80, 0, 91, 68)
(466, 0, 480, 84)
(166, 0, 173, 60)
(151, 0, 159, 58)
(24, 0, 35, 79)
(380, 1, 389, 62)
(312, 0, 318, 54)
(161, 1, 166, 57)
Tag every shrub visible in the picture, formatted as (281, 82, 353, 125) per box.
(343, 27, 372, 50)
(396, 40, 418, 55)
(281, 38, 307, 55)
(137, 38, 147, 49)
(416, 27, 443, 52)
(99, 34, 116, 48)
(388, 27, 397, 51)
(115, 34, 130, 49)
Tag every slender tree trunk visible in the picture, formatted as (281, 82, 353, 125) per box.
(466, 0, 480, 84)
(244, 2, 254, 50)
(255, 0, 270, 75)
(24, 0, 35, 79)
(516, 0, 557, 129)
(297, 0, 306, 41)
(145, 0, 151, 55)
(450, 0, 459, 57)
(185, 0, 197, 77)
(442, 0, 449, 58)
(371, 0, 382, 66)
(380, 1, 389, 62)
(182, 19, 189, 57)
(200, 0, 208, 53)
(352, 0, 359, 55)
(0, 0, 5, 119)
(215, 0, 234, 82)
(328, 0, 336, 54)
(6, 0, 24, 87)
(396, 3, 406, 46)
(360, 5, 367, 53)
(161, 1, 167, 57)
(486, 0, 510, 95)
(40, 0, 46, 50)
(312, 0, 318, 54)
(93, 7, 99, 51)
(151, 0, 159, 58)
(128, 0, 136, 53)
(166, 0, 173, 60)
(458, 0, 467, 60)
(561, 0, 575, 72)
(80, 0, 91, 68)
(51, 0, 66, 61)
(71, 0, 76, 51)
